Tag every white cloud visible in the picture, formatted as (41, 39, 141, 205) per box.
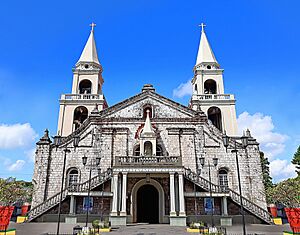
(8, 160, 26, 172)
(173, 79, 193, 98)
(237, 112, 288, 159)
(270, 159, 297, 182)
(0, 123, 37, 149)
(25, 148, 36, 162)
(0, 156, 11, 167)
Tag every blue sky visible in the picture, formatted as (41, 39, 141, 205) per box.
(0, 0, 299, 182)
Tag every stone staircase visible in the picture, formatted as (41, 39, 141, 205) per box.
(27, 169, 112, 222)
(184, 167, 272, 224)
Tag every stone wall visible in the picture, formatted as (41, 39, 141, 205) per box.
(32, 92, 267, 216)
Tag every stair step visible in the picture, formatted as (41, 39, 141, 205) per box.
(184, 167, 272, 224)
(27, 169, 112, 222)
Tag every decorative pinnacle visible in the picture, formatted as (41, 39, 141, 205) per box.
(90, 22, 96, 32)
(199, 23, 206, 32)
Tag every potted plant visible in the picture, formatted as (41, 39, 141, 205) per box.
(92, 219, 111, 234)
(187, 221, 207, 233)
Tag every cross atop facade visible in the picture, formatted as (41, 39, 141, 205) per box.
(199, 23, 206, 32)
(90, 22, 96, 32)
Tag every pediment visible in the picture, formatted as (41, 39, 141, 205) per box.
(98, 91, 203, 119)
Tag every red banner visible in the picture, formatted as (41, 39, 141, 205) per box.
(0, 206, 14, 231)
(285, 208, 300, 233)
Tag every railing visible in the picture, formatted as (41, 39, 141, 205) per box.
(60, 94, 104, 100)
(115, 156, 182, 166)
(192, 94, 234, 100)
(27, 169, 112, 222)
(184, 167, 272, 224)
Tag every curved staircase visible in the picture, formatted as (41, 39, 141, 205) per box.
(27, 169, 112, 222)
(184, 167, 272, 224)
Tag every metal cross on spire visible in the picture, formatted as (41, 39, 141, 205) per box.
(90, 22, 96, 32)
(199, 23, 206, 32)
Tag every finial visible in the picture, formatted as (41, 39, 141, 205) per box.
(90, 22, 96, 32)
(44, 129, 49, 138)
(246, 128, 251, 137)
(199, 23, 206, 32)
(91, 103, 100, 115)
(37, 128, 51, 144)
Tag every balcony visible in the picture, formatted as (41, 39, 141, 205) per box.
(192, 94, 234, 100)
(115, 156, 182, 166)
(60, 94, 104, 100)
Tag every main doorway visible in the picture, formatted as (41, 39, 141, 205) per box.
(136, 184, 159, 223)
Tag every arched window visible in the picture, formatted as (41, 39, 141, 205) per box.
(144, 141, 153, 156)
(156, 145, 163, 156)
(208, 106, 222, 131)
(68, 169, 79, 187)
(143, 105, 153, 119)
(204, 79, 217, 94)
(79, 79, 92, 94)
(219, 169, 228, 189)
(194, 84, 198, 93)
(73, 106, 88, 130)
(134, 145, 140, 156)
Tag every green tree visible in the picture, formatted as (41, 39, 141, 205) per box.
(266, 176, 300, 207)
(292, 146, 300, 176)
(0, 177, 33, 206)
(260, 152, 273, 190)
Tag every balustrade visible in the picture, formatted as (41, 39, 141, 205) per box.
(61, 94, 103, 100)
(115, 155, 181, 166)
(183, 167, 272, 224)
(193, 94, 233, 100)
(28, 169, 112, 221)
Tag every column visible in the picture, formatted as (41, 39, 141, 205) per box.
(120, 172, 127, 216)
(69, 195, 76, 215)
(222, 196, 228, 216)
(169, 172, 176, 216)
(178, 174, 186, 216)
(111, 173, 119, 216)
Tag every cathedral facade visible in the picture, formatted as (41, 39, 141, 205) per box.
(30, 25, 271, 226)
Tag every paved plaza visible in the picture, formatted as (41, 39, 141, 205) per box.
(8, 222, 292, 235)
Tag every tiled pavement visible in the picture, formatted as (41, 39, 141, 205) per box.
(9, 222, 291, 235)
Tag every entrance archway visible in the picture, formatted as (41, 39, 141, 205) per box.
(137, 184, 159, 223)
(131, 179, 165, 224)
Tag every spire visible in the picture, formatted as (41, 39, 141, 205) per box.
(196, 23, 218, 66)
(142, 110, 155, 136)
(77, 23, 100, 65)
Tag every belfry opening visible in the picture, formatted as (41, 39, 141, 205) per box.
(208, 106, 222, 131)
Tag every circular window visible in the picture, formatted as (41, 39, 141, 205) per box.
(207, 65, 212, 69)
(84, 64, 89, 69)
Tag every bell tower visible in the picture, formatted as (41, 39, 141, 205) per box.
(190, 24, 237, 135)
(57, 23, 108, 136)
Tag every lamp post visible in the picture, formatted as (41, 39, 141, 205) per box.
(56, 135, 79, 235)
(199, 156, 218, 228)
(222, 131, 248, 235)
(82, 155, 101, 228)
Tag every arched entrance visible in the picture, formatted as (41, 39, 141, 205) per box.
(137, 184, 159, 223)
(131, 179, 165, 224)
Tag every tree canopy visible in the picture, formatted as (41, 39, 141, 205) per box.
(266, 176, 300, 207)
(260, 152, 273, 190)
(0, 177, 33, 206)
(292, 145, 300, 176)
